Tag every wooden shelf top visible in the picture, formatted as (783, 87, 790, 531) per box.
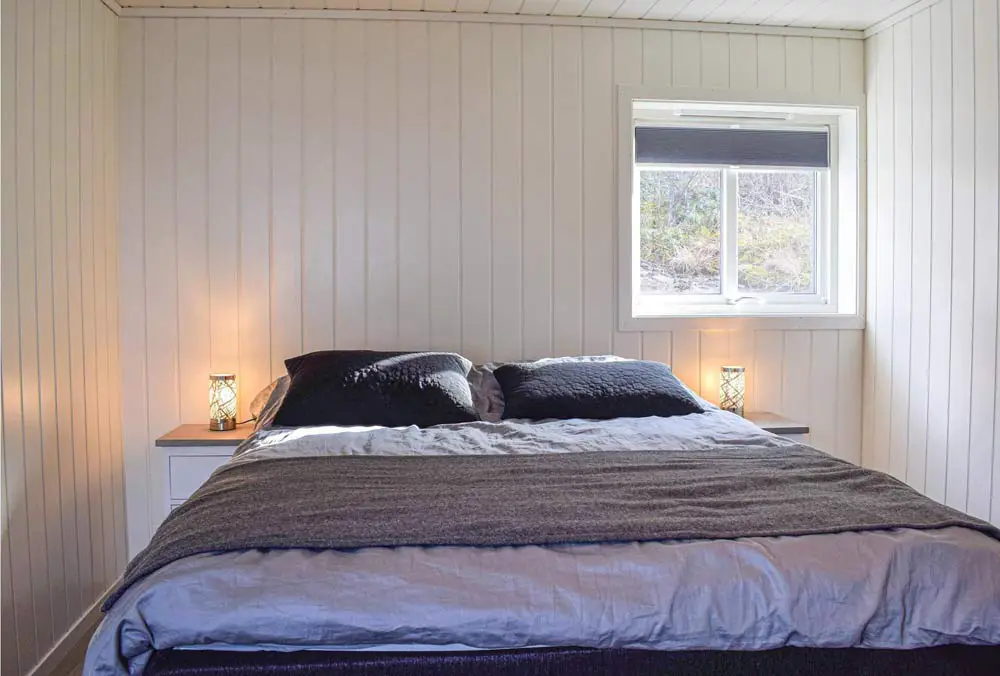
(156, 423, 253, 447)
(745, 411, 809, 435)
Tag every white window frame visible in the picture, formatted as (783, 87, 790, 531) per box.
(617, 87, 865, 331)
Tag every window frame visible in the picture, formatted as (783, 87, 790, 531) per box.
(617, 87, 865, 331)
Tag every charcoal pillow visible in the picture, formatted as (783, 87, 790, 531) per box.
(493, 359, 704, 420)
(273, 350, 478, 428)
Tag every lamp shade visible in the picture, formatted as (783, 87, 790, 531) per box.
(209, 373, 237, 431)
(719, 366, 745, 417)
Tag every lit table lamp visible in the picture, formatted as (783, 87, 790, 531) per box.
(719, 365, 745, 417)
(209, 373, 237, 431)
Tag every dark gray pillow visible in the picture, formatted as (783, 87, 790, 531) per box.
(273, 350, 478, 428)
(493, 360, 704, 421)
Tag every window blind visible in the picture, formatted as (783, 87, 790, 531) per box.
(634, 126, 829, 168)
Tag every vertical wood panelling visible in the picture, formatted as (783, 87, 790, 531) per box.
(946, 0, 975, 509)
(1, 1, 122, 673)
(428, 22, 462, 352)
(176, 19, 211, 427)
(118, 14, 149, 569)
(781, 331, 812, 426)
(270, 20, 305, 370)
(862, 34, 878, 471)
(206, 20, 241, 375)
(143, 17, 180, 538)
(670, 330, 701, 394)
(872, 29, 894, 475)
(757, 35, 786, 90)
(582, 27, 613, 356)
(301, 20, 336, 353)
(907, 7, 931, 494)
(397, 21, 431, 351)
(333, 21, 367, 350)
(809, 331, 839, 454)
(698, 331, 730, 406)
(641, 30, 671, 87)
(729, 33, 757, 89)
(836, 331, 863, 465)
(521, 25, 554, 360)
(865, 0, 1000, 523)
(365, 21, 399, 351)
(237, 19, 273, 402)
(2, 3, 20, 670)
(754, 330, 784, 414)
(968, 0, 999, 522)
(50, 0, 80, 626)
(889, 20, 912, 482)
(612, 28, 644, 361)
(491, 24, 523, 362)
(459, 22, 493, 363)
(119, 18, 871, 555)
(700, 32, 729, 89)
(551, 26, 584, 358)
(924, 0, 953, 504)
(671, 31, 700, 87)
(784, 36, 813, 91)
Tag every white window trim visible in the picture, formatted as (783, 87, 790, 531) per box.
(617, 86, 865, 332)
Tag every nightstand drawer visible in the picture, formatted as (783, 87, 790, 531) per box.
(168, 454, 230, 501)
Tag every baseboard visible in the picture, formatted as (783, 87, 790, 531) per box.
(27, 580, 119, 676)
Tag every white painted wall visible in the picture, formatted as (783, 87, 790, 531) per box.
(1, 1, 123, 674)
(864, 0, 1000, 525)
(118, 16, 866, 554)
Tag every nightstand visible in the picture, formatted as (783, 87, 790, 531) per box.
(745, 412, 810, 444)
(154, 424, 252, 529)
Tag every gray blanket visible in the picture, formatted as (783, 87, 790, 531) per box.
(105, 445, 999, 611)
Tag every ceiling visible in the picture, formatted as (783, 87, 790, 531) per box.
(118, 0, 925, 32)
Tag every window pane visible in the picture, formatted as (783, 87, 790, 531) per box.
(639, 169, 722, 295)
(737, 170, 816, 293)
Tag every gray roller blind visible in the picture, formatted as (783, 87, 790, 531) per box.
(634, 126, 829, 168)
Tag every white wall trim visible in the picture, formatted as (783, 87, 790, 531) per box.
(101, 0, 123, 16)
(116, 7, 864, 39)
(25, 581, 117, 676)
(863, 0, 945, 38)
(619, 316, 866, 331)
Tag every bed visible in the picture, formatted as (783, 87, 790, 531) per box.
(84, 354, 1000, 675)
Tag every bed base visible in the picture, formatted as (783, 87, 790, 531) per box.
(146, 645, 1000, 676)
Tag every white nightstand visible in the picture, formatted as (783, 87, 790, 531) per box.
(154, 424, 252, 528)
(745, 412, 810, 444)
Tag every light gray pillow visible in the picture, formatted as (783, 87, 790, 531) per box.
(251, 375, 290, 430)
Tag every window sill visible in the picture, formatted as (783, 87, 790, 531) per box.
(619, 313, 865, 332)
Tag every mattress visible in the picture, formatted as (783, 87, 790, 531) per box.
(84, 409, 1000, 675)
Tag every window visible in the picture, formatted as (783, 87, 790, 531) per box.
(618, 90, 862, 330)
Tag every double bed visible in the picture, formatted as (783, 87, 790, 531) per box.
(85, 353, 1000, 675)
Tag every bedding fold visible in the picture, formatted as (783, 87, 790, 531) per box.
(105, 445, 999, 611)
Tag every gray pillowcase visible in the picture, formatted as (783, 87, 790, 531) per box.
(251, 376, 290, 431)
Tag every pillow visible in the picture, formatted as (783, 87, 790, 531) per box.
(469, 355, 628, 422)
(493, 359, 704, 421)
(251, 376, 290, 430)
(272, 350, 478, 428)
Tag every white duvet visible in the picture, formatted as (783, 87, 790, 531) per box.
(85, 409, 1000, 675)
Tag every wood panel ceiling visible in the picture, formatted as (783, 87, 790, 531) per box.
(118, 0, 924, 32)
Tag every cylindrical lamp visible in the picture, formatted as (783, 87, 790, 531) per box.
(719, 365, 745, 417)
(209, 373, 237, 431)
